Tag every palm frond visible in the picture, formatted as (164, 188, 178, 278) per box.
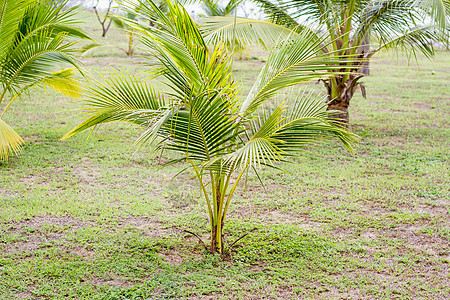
(251, 0, 301, 29)
(203, 0, 242, 16)
(419, 0, 450, 29)
(273, 91, 358, 153)
(240, 30, 353, 116)
(11, 0, 91, 46)
(374, 25, 446, 58)
(221, 89, 356, 171)
(0, 118, 24, 161)
(61, 71, 165, 140)
(254, 0, 330, 23)
(201, 16, 304, 49)
(41, 68, 82, 98)
(2, 68, 81, 116)
(0, 0, 29, 57)
(1, 30, 80, 99)
(355, 0, 418, 43)
(225, 104, 286, 169)
(121, 0, 237, 98)
(0, 0, 88, 160)
(159, 92, 242, 162)
(122, 0, 210, 96)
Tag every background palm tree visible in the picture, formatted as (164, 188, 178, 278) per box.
(202, 0, 243, 16)
(62, 0, 357, 254)
(110, 12, 138, 56)
(202, 0, 449, 124)
(0, 0, 90, 161)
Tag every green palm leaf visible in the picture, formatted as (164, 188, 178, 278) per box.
(374, 25, 446, 58)
(0, 0, 28, 56)
(0, 0, 90, 161)
(201, 16, 302, 49)
(421, 0, 450, 29)
(61, 71, 165, 141)
(240, 30, 353, 115)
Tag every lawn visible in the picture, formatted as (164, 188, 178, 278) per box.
(1, 12, 449, 300)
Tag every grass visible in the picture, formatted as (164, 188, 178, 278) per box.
(1, 11, 449, 300)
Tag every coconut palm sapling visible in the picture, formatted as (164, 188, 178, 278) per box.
(62, 0, 357, 254)
(110, 12, 138, 56)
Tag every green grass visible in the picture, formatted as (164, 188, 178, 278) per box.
(1, 11, 450, 300)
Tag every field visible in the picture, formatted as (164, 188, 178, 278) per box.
(1, 12, 449, 299)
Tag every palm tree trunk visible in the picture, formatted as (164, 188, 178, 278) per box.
(210, 222, 224, 254)
(210, 177, 224, 254)
(211, 224, 218, 253)
(327, 97, 350, 124)
(361, 34, 370, 76)
(214, 183, 224, 254)
(127, 31, 134, 56)
(324, 75, 362, 125)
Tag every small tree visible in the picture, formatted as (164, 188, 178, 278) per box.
(110, 13, 137, 56)
(93, 0, 114, 37)
(62, 0, 357, 254)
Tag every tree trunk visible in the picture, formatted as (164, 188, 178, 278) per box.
(324, 75, 363, 125)
(360, 34, 370, 76)
(327, 98, 350, 125)
(127, 31, 134, 56)
(210, 179, 224, 254)
(94, 0, 113, 38)
(210, 224, 217, 253)
(210, 222, 223, 254)
(101, 19, 112, 37)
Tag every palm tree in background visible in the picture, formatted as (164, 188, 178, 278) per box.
(110, 12, 138, 56)
(0, 0, 90, 161)
(203, 0, 450, 124)
(62, 0, 357, 254)
(202, 0, 243, 16)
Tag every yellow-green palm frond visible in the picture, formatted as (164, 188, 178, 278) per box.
(42, 68, 82, 98)
(272, 90, 359, 154)
(0, 119, 24, 161)
(1, 29, 80, 98)
(2, 68, 82, 117)
(220, 89, 357, 172)
(0, 0, 89, 105)
(119, 0, 236, 97)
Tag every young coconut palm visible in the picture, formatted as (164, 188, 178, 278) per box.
(202, 0, 243, 16)
(202, 0, 450, 124)
(62, 0, 357, 254)
(110, 12, 138, 56)
(0, 0, 90, 161)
